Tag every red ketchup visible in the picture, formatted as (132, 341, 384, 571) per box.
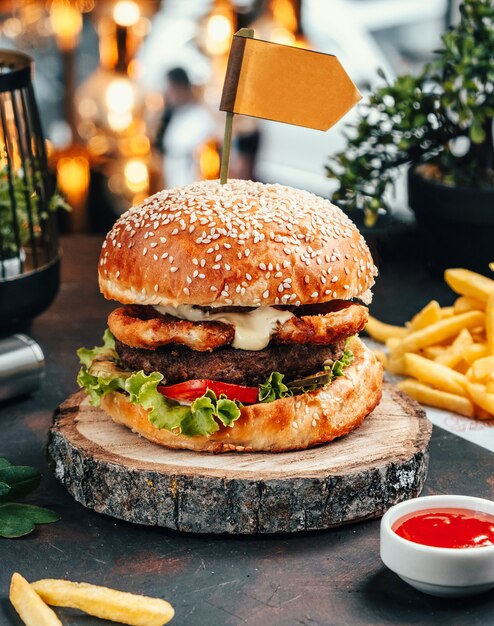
(392, 508, 494, 549)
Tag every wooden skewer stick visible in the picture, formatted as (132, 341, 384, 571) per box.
(220, 28, 254, 184)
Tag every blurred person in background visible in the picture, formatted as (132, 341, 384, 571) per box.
(154, 67, 215, 188)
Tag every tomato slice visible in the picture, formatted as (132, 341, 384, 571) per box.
(158, 379, 259, 404)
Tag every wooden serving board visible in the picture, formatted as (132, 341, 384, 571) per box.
(48, 384, 432, 534)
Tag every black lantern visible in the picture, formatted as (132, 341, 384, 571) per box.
(0, 50, 61, 330)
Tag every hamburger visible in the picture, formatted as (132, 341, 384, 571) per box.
(77, 179, 382, 452)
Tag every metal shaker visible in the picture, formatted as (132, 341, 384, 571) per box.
(0, 334, 45, 402)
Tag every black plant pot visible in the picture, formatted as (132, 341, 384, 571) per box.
(0, 254, 61, 331)
(408, 167, 494, 273)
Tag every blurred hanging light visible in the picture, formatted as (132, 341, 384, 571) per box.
(49, 0, 83, 51)
(56, 153, 90, 232)
(3, 17, 24, 39)
(124, 159, 149, 192)
(271, 0, 297, 33)
(105, 77, 135, 131)
(269, 0, 308, 48)
(56, 155, 90, 207)
(199, 139, 221, 180)
(204, 0, 235, 57)
(270, 27, 296, 46)
(113, 1, 141, 28)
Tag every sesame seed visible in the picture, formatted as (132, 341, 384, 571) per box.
(143, 247, 147, 256)
(263, 290, 269, 298)
(183, 287, 190, 295)
(170, 267, 178, 272)
(311, 291, 319, 298)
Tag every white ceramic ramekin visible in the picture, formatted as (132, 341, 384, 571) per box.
(380, 495, 494, 597)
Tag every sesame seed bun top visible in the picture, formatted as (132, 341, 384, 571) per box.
(98, 179, 377, 308)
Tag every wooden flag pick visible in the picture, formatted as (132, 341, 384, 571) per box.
(219, 28, 362, 184)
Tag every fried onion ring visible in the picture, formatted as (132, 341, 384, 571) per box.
(108, 303, 368, 352)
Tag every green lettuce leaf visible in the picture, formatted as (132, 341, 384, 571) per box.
(77, 328, 116, 367)
(124, 370, 188, 432)
(182, 393, 219, 436)
(77, 331, 242, 437)
(259, 344, 355, 403)
(258, 371, 292, 403)
(325, 344, 354, 379)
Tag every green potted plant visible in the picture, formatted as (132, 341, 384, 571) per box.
(326, 0, 494, 271)
(0, 165, 69, 277)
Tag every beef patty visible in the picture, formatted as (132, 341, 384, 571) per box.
(115, 338, 346, 386)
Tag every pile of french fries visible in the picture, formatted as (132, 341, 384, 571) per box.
(366, 267, 494, 420)
(10, 572, 174, 626)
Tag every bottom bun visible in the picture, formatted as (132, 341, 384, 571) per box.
(100, 337, 383, 453)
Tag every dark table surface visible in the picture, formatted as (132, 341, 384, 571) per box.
(2, 233, 494, 626)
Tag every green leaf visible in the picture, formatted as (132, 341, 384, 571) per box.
(0, 466, 40, 499)
(125, 371, 189, 431)
(183, 394, 219, 436)
(77, 329, 116, 367)
(0, 458, 11, 468)
(216, 395, 241, 427)
(258, 371, 292, 403)
(0, 482, 10, 498)
(0, 503, 59, 524)
(0, 510, 34, 538)
(469, 119, 486, 144)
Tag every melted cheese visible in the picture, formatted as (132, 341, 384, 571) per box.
(153, 305, 294, 351)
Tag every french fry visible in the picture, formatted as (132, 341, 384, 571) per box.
(462, 343, 488, 365)
(398, 379, 474, 418)
(490, 263, 494, 272)
(486, 378, 494, 394)
(387, 354, 406, 375)
(423, 346, 446, 359)
(9, 573, 62, 626)
(475, 405, 492, 420)
(453, 296, 485, 314)
(404, 353, 468, 397)
(454, 361, 470, 375)
(440, 306, 455, 318)
(31, 580, 174, 626)
(385, 337, 401, 351)
(470, 356, 494, 382)
(435, 328, 473, 368)
(365, 316, 408, 343)
(390, 311, 485, 359)
(445, 269, 494, 303)
(485, 293, 494, 356)
(408, 300, 441, 330)
(465, 382, 494, 418)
